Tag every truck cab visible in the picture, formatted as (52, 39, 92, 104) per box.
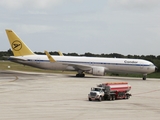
(88, 87, 105, 101)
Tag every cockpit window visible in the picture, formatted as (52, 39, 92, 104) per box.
(149, 64, 154, 66)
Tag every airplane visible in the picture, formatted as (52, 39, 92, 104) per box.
(5, 29, 156, 80)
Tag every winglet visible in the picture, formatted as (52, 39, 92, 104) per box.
(58, 51, 64, 56)
(44, 51, 56, 62)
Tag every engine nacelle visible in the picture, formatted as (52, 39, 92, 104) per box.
(87, 67, 106, 76)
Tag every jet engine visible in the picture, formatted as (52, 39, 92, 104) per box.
(87, 67, 106, 76)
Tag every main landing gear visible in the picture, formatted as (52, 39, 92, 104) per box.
(76, 70, 85, 77)
(76, 73, 85, 77)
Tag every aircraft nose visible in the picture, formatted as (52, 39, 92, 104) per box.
(148, 65, 157, 74)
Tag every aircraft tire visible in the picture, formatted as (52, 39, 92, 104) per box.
(76, 74, 85, 77)
(143, 76, 146, 80)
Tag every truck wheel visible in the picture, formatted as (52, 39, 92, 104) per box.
(112, 95, 115, 101)
(125, 95, 129, 99)
(109, 96, 112, 101)
(99, 97, 102, 102)
(103, 96, 107, 100)
(89, 98, 92, 101)
(126, 95, 130, 99)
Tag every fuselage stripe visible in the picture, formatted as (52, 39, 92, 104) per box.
(26, 59, 150, 67)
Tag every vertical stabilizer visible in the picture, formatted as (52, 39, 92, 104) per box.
(5, 29, 35, 56)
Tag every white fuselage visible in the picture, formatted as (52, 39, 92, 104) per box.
(9, 55, 156, 75)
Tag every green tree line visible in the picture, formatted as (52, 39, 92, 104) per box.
(1, 49, 160, 72)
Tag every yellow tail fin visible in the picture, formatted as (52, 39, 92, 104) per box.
(5, 29, 35, 56)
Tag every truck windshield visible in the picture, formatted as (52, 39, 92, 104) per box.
(93, 88, 101, 91)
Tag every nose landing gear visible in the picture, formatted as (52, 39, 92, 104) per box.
(142, 74, 147, 80)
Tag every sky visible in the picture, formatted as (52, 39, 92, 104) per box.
(0, 0, 160, 56)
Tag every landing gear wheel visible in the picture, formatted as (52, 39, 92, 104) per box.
(76, 74, 85, 77)
(89, 98, 92, 101)
(76, 74, 79, 77)
(82, 74, 85, 77)
(143, 75, 147, 80)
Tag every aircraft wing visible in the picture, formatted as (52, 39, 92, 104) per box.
(64, 63, 92, 71)
(2, 56, 10, 59)
(44, 50, 92, 71)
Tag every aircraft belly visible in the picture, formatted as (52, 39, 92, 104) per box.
(39, 62, 67, 70)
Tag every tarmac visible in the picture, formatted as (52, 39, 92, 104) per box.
(0, 70, 160, 120)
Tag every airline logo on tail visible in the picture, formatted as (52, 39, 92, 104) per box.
(12, 40, 22, 51)
(6, 29, 35, 56)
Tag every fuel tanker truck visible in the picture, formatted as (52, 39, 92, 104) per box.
(88, 82, 131, 101)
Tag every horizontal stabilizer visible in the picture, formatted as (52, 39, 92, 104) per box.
(2, 56, 10, 59)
